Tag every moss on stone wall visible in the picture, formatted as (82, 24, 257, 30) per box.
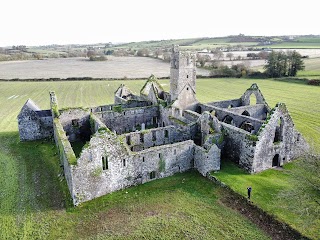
(158, 158, 166, 172)
(53, 118, 77, 165)
(113, 105, 123, 113)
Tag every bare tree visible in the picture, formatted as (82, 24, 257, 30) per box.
(226, 52, 234, 61)
(212, 49, 224, 60)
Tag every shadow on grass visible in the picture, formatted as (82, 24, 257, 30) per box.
(0, 131, 72, 213)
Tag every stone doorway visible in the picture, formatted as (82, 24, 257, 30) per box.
(272, 154, 280, 167)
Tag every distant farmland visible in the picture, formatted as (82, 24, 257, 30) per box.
(0, 56, 211, 79)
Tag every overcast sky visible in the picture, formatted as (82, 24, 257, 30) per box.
(1, 0, 319, 47)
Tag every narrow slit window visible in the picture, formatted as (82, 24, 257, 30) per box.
(150, 171, 156, 179)
(102, 156, 108, 170)
(123, 159, 126, 167)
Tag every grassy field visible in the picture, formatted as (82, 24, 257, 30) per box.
(212, 161, 319, 239)
(0, 78, 319, 239)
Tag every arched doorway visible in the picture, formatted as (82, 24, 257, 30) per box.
(272, 154, 280, 167)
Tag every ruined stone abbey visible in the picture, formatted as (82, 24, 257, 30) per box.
(18, 46, 308, 205)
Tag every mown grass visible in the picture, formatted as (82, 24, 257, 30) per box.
(212, 160, 320, 239)
(0, 78, 319, 239)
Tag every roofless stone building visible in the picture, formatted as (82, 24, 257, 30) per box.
(18, 46, 308, 205)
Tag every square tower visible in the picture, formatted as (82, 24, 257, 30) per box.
(170, 45, 197, 109)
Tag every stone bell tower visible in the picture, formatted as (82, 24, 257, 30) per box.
(170, 45, 197, 110)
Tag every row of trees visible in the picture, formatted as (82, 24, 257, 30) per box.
(264, 50, 305, 77)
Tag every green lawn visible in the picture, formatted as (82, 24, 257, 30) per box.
(212, 160, 319, 239)
(0, 78, 319, 239)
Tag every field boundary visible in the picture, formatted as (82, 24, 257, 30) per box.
(206, 174, 311, 240)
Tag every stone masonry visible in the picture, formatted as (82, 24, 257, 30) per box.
(17, 45, 308, 205)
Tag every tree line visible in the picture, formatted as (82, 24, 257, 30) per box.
(264, 50, 305, 77)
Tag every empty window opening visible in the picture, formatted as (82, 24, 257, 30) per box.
(272, 154, 280, 167)
(159, 153, 162, 159)
(150, 171, 156, 179)
(100, 107, 103, 111)
(174, 149, 176, 155)
(249, 93, 257, 105)
(297, 133, 300, 142)
(131, 146, 134, 151)
(240, 121, 255, 133)
(123, 159, 126, 167)
(222, 115, 235, 126)
(126, 135, 131, 145)
(152, 131, 156, 141)
(142, 157, 145, 162)
(187, 75, 189, 78)
(102, 156, 108, 170)
(227, 105, 233, 109)
(163, 122, 165, 127)
(195, 106, 202, 114)
(153, 117, 157, 126)
(140, 133, 144, 143)
(165, 130, 169, 138)
(71, 119, 79, 127)
(241, 110, 250, 117)
(273, 117, 284, 143)
(123, 112, 126, 115)
(186, 87, 189, 90)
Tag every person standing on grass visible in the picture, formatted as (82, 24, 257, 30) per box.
(247, 186, 252, 200)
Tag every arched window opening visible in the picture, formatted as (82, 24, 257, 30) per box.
(195, 105, 202, 114)
(240, 121, 255, 133)
(222, 115, 235, 126)
(241, 110, 250, 117)
(273, 117, 284, 143)
(249, 93, 257, 105)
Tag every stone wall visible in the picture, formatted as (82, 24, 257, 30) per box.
(96, 106, 160, 134)
(252, 103, 308, 172)
(122, 125, 189, 152)
(200, 104, 264, 133)
(225, 104, 268, 120)
(59, 109, 91, 142)
(221, 123, 255, 172)
(206, 99, 241, 108)
(18, 106, 53, 141)
(194, 144, 221, 176)
(52, 118, 76, 200)
(70, 132, 195, 205)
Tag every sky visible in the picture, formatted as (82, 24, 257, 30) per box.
(1, 0, 319, 47)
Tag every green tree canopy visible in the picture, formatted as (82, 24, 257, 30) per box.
(264, 50, 305, 77)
